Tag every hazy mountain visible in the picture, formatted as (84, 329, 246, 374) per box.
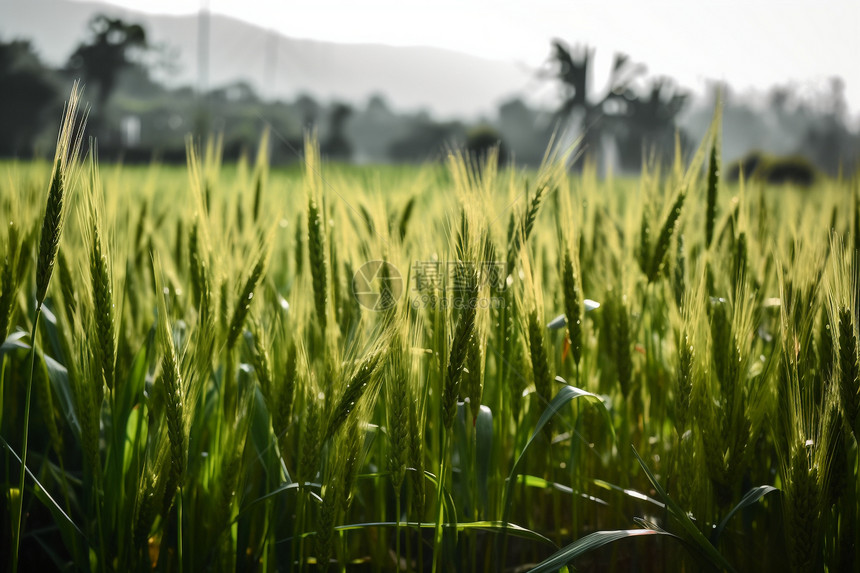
(0, 0, 537, 118)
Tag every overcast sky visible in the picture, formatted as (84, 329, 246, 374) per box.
(75, 0, 859, 113)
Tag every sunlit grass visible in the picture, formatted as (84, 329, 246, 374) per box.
(1, 91, 858, 572)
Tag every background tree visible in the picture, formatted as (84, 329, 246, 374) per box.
(295, 94, 321, 131)
(66, 15, 147, 111)
(0, 39, 59, 156)
(545, 42, 690, 172)
(496, 98, 553, 166)
(801, 78, 853, 175)
(465, 124, 507, 166)
(321, 102, 353, 161)
(388, 120, 466, 163)
(545, 42, 644, 165)
(615, 78, 688, 171)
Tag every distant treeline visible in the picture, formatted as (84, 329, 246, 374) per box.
(1, 16, 858, 175)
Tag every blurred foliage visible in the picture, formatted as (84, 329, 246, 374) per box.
(465, 124, 507, 165)
(1, 16, 858, 174)
(726, 151, 819, 186)
(684, 78, 860, 176)
(66, 15, 148, 109)
(0, 40, 62, 156)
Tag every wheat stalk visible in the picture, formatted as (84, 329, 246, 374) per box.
(299, 383, 322, 485)
(386, 331, 410, 491)
(527, 308, 552, 403)
(785, 447, 821, 572)
(13, 84, 85, 573)
(226, 241, 269, 350)
(188, 220, 203, 308)
(463, 332, 485, 420)
(673, 234, 686, 308)
(316, 463, 342, 572)
(57, 250, 77, 326)
(35, 87, 85, 307)
(675, 327, 693, 433)
(443, 266, 478, 429)
(561, 245, 583, 368)
(274, 341, 298, 466)
(647, 189, 686, 283)
(705, 135, 720, 249)
(152, 256, 187, 518)
(159, 315, 185, 514)
(326, 349, 382, 440)
(294, 212, 304, 275)
(0, 236, 18, 342)
(837, 307, 859, 440)
(83, 155, 116, 392)
(408, 391, 426, 519)
(340, 417, 364, 513)
(307, 191, 329, 331)
(613, 293, 632, 398)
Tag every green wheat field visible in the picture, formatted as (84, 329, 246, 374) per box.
(2, 85, 859, 572)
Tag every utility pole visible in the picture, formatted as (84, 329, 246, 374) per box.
(265, 28, 278, 100)
(195, 0, 210, 134)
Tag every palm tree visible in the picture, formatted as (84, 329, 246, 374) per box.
(66, 15, 148, 111)
(545, 41, 644, 164)
(545, 42, 692, 172)
(614, 78, 688, 171)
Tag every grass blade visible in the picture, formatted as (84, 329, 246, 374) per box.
(528, 529, 678, 573)
(475, 404, 493, 517)
(713, 485, 779, 544)
(499, 381, 614, 559)
(632, 446, 736, 572)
